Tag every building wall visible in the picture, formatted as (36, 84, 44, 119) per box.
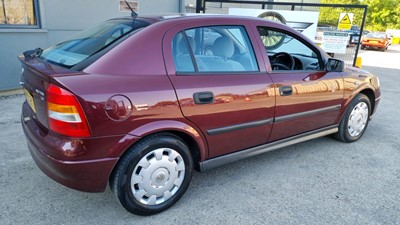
(0, 0, 182, 91)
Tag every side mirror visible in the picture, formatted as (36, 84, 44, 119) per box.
(326, 58, 345, 72)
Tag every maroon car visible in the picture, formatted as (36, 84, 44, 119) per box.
(20, 14, 381, 215)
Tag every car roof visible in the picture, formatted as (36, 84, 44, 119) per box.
(112, 13, 270, 25)
(140, 13, 253, 21)
(111, 13, 296, 35)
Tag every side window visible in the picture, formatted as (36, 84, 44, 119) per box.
(258, 27, 322, 71)
(172, 32, 196, 72)
(172, 26, 259, 73)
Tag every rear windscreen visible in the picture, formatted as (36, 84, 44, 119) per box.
(366, 33, 386, 39)
(40, 19, 149, 68)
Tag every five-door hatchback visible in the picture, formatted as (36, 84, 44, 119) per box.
(20, 14, 381, 215)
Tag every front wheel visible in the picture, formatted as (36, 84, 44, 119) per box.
(335, 94, 371, 143)
(110, 133, 193, 215)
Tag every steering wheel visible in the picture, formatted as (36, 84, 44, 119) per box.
(270, 52, 295, 70)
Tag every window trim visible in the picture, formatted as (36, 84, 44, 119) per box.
(181, 31, 199, 72)
(176, 71, 265, 76)
(0, 0, 41, 29)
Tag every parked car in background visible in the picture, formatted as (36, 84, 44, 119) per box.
(362, 30, 370, 35)
(343, 30, 360, 47)
(361, 33, 390, 51)
(20, 14, 381, 215)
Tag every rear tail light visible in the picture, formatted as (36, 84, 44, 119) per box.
(46, 84, 91, 137)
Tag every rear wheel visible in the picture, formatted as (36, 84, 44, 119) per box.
(360, 45, 365, 50)
(335, 94, 371, 143)
(111, 133, 193, 215)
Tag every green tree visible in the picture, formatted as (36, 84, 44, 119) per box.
(319, 0, 400, 31)
(319, 0, 365, 28)
(363, 0, 400, 31)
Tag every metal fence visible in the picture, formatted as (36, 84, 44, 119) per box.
(195, 0, 368, 67)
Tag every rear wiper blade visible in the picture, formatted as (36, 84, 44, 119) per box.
(23, 48, 43, 58)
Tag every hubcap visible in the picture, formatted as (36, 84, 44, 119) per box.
(130, 148, 185, 205)
(151, 168, 169, 187)
(347, 102, 369, 137)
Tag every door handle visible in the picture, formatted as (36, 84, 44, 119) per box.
(279, 86, 293, 96)
(193, 92, 214, 104)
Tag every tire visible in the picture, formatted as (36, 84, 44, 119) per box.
(335, 93, 371, 143)
(110, 133, 193, 215)
(360, 45, 365, 50)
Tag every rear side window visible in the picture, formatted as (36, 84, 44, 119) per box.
(172, 25, 259, 73)
(40, 19, 149, 68)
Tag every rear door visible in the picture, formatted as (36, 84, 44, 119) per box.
(163, 21, 275, 158)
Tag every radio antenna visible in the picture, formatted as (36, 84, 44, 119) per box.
(124, 0, 137, 19)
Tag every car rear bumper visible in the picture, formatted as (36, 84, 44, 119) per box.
(26, 138, 117, 192)
(21, 102, 138, 192)
(362, 42, 387, 48)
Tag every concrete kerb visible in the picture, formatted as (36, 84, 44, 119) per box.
(0, 88, 23, 97)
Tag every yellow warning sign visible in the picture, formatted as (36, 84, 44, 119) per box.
(340, 14, 351, 24)
(338, 13, 353, 30)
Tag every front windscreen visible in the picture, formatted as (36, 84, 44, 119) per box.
(40, 19, 149, 68)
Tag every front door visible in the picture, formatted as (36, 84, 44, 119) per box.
(255, 26, 344, 142)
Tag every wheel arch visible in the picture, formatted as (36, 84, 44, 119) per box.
(336, 87, 375, 124)
(359, 88, 376, 116)
(168, 130, 203, 170)
(110, 120, 207, 179)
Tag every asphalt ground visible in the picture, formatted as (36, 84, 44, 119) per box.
(0, 45, 399, 225)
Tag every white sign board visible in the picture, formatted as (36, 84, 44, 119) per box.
(229, 8, 319, 42)
(119, 0, 139, 12)
(321, 32, 349, 54)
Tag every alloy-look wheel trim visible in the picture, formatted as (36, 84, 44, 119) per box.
(130, 148, 185, 205)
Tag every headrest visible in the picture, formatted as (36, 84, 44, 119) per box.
(212, 36, 234, 58)
(178, 36, 196, 54)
